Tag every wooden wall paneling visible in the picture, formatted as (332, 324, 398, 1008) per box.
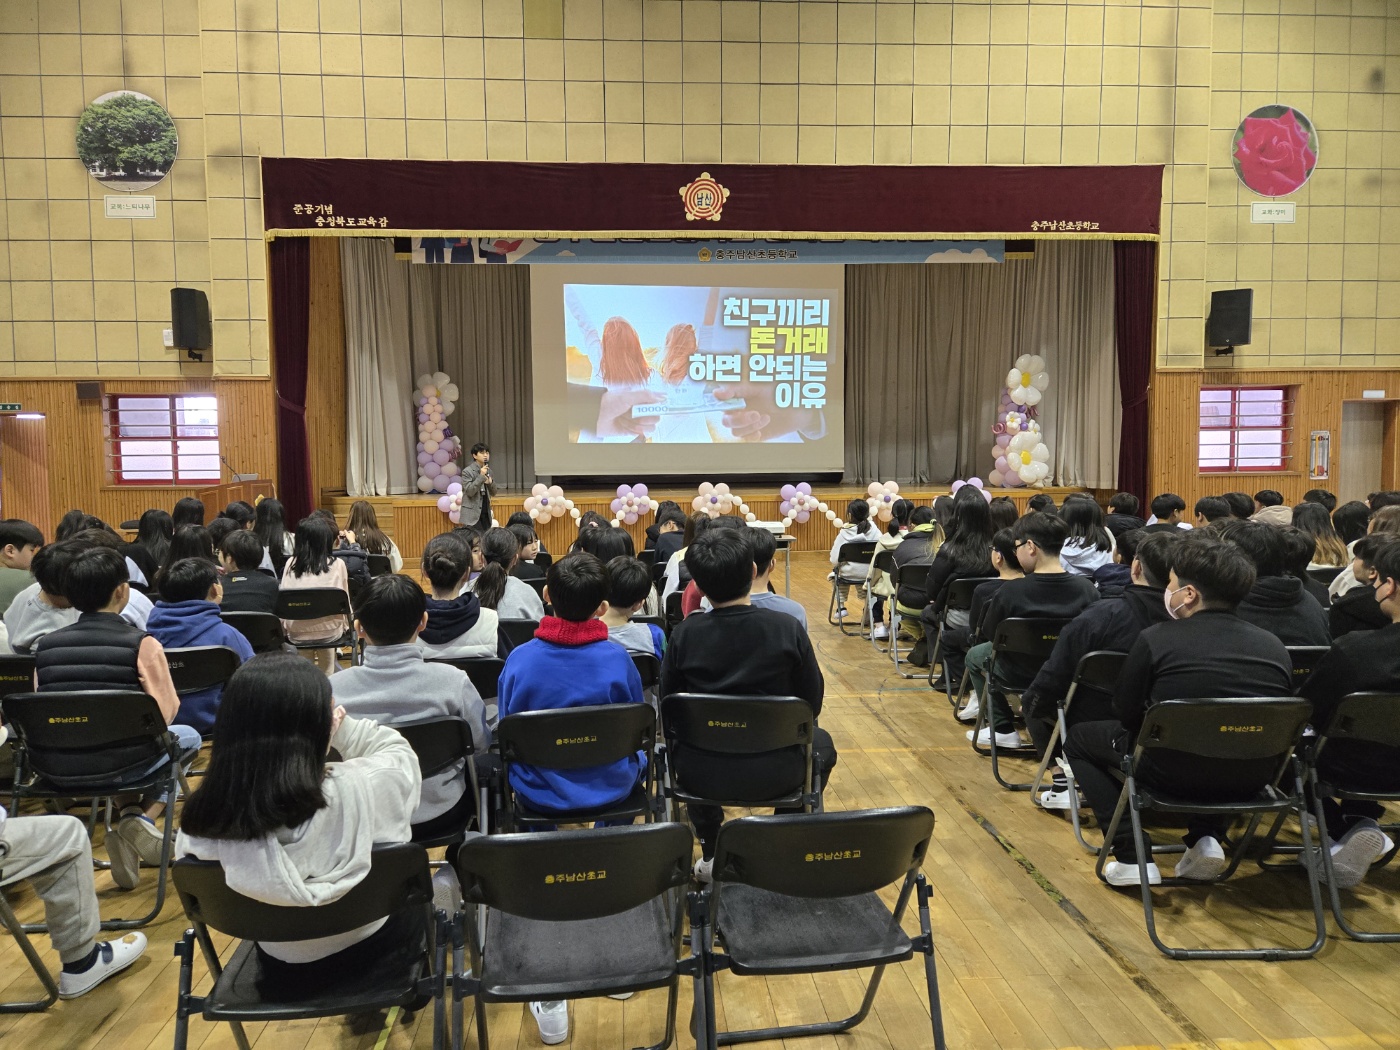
(306, 238, 347, 505)
(0, 416, 52, 539)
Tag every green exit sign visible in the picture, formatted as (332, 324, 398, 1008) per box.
(0, 404, 21, 412)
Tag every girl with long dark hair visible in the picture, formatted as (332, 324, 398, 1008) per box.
(1292, 501, 1348, 568)
(828, 499, 882, 623)
(468, 527, 545, 620)
(124, 508, 173, 586)
(280, 516, 351, 665)
(346, 500, 402, 571)
(1058, 497, 1115, 576)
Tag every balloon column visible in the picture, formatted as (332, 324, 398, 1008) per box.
(525, 484, 578, 523)
(865, 480, 901, 522)
(988, 354, 1052, 489)
(692, 483, 754, 522)
(610, 484, 660, 527)
(951, 477, 992, 503)
(415, 371, 461, 494)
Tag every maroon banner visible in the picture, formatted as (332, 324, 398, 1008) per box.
(261, 159, 1162, 238)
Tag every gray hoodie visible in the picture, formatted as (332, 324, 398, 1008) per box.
(4, 582, 153, 654)
(177, 715, 420, 963)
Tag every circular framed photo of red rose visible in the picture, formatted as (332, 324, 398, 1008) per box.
(1231, 105, 1319, 198)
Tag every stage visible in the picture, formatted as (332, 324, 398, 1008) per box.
(323, 485, 1095, 570)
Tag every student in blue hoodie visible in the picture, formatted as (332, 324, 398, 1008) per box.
(497, 552, 645, 815)
(145, 558, 255, 734)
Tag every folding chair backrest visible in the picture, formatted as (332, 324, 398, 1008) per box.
(0, 653, 36, 700)
(366, 554, 393, 577)
(630, 615, 666, 633)
(175, 842, 431, 942)
(664, 592, 683, 625)
(423, 656, 505, 700)
(497, 703, 655, 770)
(164, 646, 242, 695)
(872, 549, 896, 575)
(498, 618, 540, 649)
(220, 611, 284, 652)
(945, 576, 996, 612)
(1136, 698, 1311, 762)
(836, 540, 877, 568)
(713, 807, 934, 898)
(1320, 692, 1400, 749)
(1073, 650, 1128, 694)
(638, 550, 657, 570)
(2, 691, 170, 780)
(524, 576, 548, 601)
(660, 694, 814, 755)
(1286, 646, 1329, 692)
(393, 716, 476, 779)
(991, 617, 1070, 660)
(456, 823, 693, 921)
(276, 587, 352, 622)
(632, 652, 660, 689)
(534, 551, 553, 569)
(1305, 566, 1342, 586)
(890, 561, 932, 593)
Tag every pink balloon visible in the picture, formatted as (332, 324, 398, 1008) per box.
(996, 434, 1011, 448)
(969, 477, 985, 489)
(780, 485, 796, 500)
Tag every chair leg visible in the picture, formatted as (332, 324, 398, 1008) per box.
(916, 876, 947, 1050)
(0, 890, 59, 1012)
(432, 912, 449, 1050)
(173, 930, 195, 1050)
(1312, 794, 1400, 942)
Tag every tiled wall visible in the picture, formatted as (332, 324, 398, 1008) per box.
(0, 0, 1395, 378)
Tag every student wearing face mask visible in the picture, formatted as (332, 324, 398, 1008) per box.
(1063, 536, 1292, 888)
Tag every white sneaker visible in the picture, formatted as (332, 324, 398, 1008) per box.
(118, 813, 166, 867)
(608, 992, 634, 1000)
(1037, 787, 1073, 811)
(58, 933, 147, 999)
(966, 726, 1023, 749)
(835, 606, 848, 620)
(693, 857, 713, 884)
(871, 623, 889, 641)
(432, 866, 462, 914)
(105, 827, 140, 890)
(1174, 836, 1228, 881)
(1103, 861, 1162, 887)
(531, 1000, 569, 1045)
(1327, 819, 1388, 888)
(956, 691, 980, 723)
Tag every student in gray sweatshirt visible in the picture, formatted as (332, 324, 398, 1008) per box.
(6, 540, 153, 654)
(329, 574, 489, 829)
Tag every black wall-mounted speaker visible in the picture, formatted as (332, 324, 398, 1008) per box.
(170, 287, 211, 351)
(1208, 288, 1253, 352)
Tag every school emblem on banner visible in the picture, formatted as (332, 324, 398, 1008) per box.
(679, 172, 729, 222)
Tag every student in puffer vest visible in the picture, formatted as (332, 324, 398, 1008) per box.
(34, 546, 202, 892)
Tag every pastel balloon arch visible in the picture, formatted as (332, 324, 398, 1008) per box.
(610, 484, 659, 527)
(526, 484, 578, 523)
(988, 354, 1052, 489)
(414, 371, 462, 494)
(691, 483, 754, 521)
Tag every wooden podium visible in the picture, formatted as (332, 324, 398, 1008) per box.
(197, 480, 277, 509)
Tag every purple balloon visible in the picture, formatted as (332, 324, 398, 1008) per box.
(995, 456, 1008, 473)
(417, 451, 430, 465)
(610, 498, 623, 513)
(416, 442, 426, 452)
(996, 434, 1011, 448)
(624, 512, 638, 525)
(709, 495, 718, 504)
(795, 510, 811, 523)
(423, 461, 441, 477)
(437, 495, 452, 512)
(796, 482, 812, 495)
(540, 497, 549, 506)
(780, 485, 796, 500)
(779, 500, 792, 515)
(616, 484, 629, 498)
(633, 484, 648, 498)
(447, 482, 462, 495)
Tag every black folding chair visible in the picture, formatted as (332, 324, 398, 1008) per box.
(394, 717, 484, 858)
(164, 645, 243, 777)
(638, 549, 657, 571)
(1299, 692, 1400, 941)
(495, 704, 658, 829)
(533, 550, 553, 570)
(450, 823, 697, 1050)
(887, 561, 933, 677)
(664, 591, 686, 631)
(366, 553, 393, 577)
(659, 694, 819, 825)
(219, 611, 285, 653)
(970, 617, 1072, 790)
(427, 656, 505, 701)
(3, 691, 189, 930)
(1028, 650, 1127, 852)
(828, 540, 877, 634)
(0, 879, 59, 1012)
(497, 618, 539, 651)
(697, 807, 945, 1050)
(1305, 566, 1343, 587)
(275, 588, 360, 665)
(1286, 645, 1329, 694)
(1095, 698, 1325, 960)
(0, 654, 36, 700)
(927, 576, 997, 700)
(631, 613, 668, 638)
(172, 843, 447, 1050)
(632, 652, 661, 691)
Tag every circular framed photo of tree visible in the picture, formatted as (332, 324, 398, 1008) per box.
(1230, 105, 1318, 198)
(77, 90, 178, 192)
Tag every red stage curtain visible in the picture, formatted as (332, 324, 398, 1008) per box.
(269, 237, 313, 523)
(1113, 241, 1156, 501)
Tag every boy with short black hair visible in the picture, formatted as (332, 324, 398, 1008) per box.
(217, 530, 281, 614)
(5, 538, 152, 653)
(0, 518, 44, 617)
(1193, 496, 1230, 527)
(331, 573, 489, 827)
(600, 556, 665, 658)
(1104, 493, 1146, 538)
(1214, 519, 1330, 645)
(1145, 493, 1188, 531)
(1302, 488, 1337, 513)
(1251, 489, 1292, 527)
(33, 546, 202, 890)
(145, 558, 255, 734)
(699, 527, 807, 627)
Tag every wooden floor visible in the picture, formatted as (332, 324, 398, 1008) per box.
(3, 554, 1398, 1050)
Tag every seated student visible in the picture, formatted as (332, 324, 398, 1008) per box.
(644, 500, 683, 550)
(680, 516, 745, 618)
(1213, 519, 1330, 646)
(1104, 493, 1146, 538)
(1064, 537, 1292, 886)
(0, 801, 149, 997)
(1091, 526, 1145, 598)
(919, 496, 996, 660)
(0, 518, 44, 617)
(950, 528, 1024, 725)
(1021, 530, 1180, 806)
(254, 497, 295, 577)
(1330, 504, 1400, 600)
(1220, 491, 1255, 520)
(171, 496, 204, 528)
(178, 655, 420, 981)
(1027, 493, 1057, 515)
(497, 553, 645, 812)
(889, 505, 942, 652)
(506, 511, 549, 556)
(347, 500, 403, 572)
(1192, 496, 1231, 528)
(280, 515, 353, 671)
(659, 511, 706, 601)
(659, 530, 833, 874)
(309, 509, 370, 589)
(417, 533, 501, 660)
(507, 524, 546, 581)
(55, 512, 150, 590)
(121, 510, 172, 594)
(701, 528, 808, 628)
(219, 501, 255, 531)
(1299, 541, 1400, 887)
(218, 530, 281, 614)
(1329, 535, 1393, 639)
(828, 500, 882, 623)
(1251, 489, 1290, 526)
(1058, 496, 1115, 577)
(601, 556, 665, 659)
(867, 499, 916, 639)
(1292, 501, 1348, 569)
(145, 558, 256, 734)
(331, 575, 488, 827)
(1278, 526, 1334, 608)
(1303, 488, 1338, 513)
(469, 527, 547, 621)
(1143, 493, 1189, 532)
(155, 525, 218, 600)
(204, 516, 242, 563)
(965, 513, 1100, 748)
(1332, 500, 1370, 547)
(6, 538, 153, 653)
(34, 546, 203, 890)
